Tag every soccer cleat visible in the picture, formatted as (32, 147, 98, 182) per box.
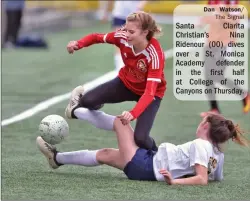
(243, 93, 250, 114)
(36, 136, 61, 169)
(200, 108, 220, 118)
(65, 85, 85, 119)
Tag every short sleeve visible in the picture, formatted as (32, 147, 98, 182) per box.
(147, 43, 165, 83)
(189, 140, 210, 168)
(104, 31, 127, 47)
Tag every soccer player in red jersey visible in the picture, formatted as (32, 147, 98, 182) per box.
(65, 11, 166, 151)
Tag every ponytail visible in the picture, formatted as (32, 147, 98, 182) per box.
(228, 122, 250, 147)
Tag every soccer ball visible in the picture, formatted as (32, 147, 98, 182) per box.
(39, 114, 69, 145)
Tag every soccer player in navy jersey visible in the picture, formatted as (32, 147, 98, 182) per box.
(37, 112, 249, 185)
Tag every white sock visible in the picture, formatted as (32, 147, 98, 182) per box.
(74, 108, 115, 131)
(56, 150, 101, 167)
(114, 53, 124, 71)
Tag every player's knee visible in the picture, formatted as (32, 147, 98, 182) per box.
(134, 134, 147, 147)
(96, 148, 113, 164)
(79, 94, 97, 109)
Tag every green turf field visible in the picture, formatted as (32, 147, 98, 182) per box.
(2, 22, 250, 200)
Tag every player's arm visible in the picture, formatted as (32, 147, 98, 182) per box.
(76, 33, 107, 48)
(67, 31, 123, 53)
(168, 140, 210, 185)
(172, 165, 208, 185)
(129, 45, 164, 119)
(77, 31, 124, 48)
(129, 80, 158, 119)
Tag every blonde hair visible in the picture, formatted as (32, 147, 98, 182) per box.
(126, 11, 162, 40)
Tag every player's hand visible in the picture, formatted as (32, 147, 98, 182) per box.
(117, 111, 134, 125)
(159, 169, 173, 185)
(67, 41, 79, 54)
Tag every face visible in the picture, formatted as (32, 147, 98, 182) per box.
(196, 116, 210, 138)
(124, 21, 148, 46)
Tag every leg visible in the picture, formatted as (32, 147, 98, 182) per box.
(8, 10, 17, 44)
(224, 78, 247, 100)
(114, 118, 157, 181)
(78, 77, 138, 110)
(204, 46, 220, 112)
(36, 117, 139, 170)
(74, 108, 116, 131)
(96, 148, 125, 170)
(36, 136, 126, 170)
(221, 78, 250, 113)
(113, 118, 139, 163)
(4, 10, 12, 44)
(134, 97, 161, 151)
(221, 46, 250, 113)
(12, 9, 23, 44)
(79, 117, 156, 180)
(65, 77, 139, 119)
(57, 148, 126, 170)
(75, 113, 140, 164)
(68, 109, 138, 164)
(243, 93, 250, 114)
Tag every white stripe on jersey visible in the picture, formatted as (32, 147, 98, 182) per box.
(120, 39, 130, 47)
(147, 78, 161, 83)
(147, 45, 160, 69)
(142, 50, 151, 63)
(103, 34, 108, 43)
(115, 30, 127, 35)
(147, 47, 155, 69)
(114, 32, 126, 37)
(114, 33, 127, 40)
(150, 45, 160, 69)
(114, 31, 127, 39)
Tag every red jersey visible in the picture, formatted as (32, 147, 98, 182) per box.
(104, 31, 166, 98)
(76, 31, 167, 119)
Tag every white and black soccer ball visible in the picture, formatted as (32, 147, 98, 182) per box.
(39, 115, 69, 145)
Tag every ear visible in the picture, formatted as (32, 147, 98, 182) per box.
(204, 122, 210, 130)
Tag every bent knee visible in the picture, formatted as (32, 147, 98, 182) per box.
(79, 94, 97, 109)
(134, 134, 148, 145)
(96, 148, 117, 164)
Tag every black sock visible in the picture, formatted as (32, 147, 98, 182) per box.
(210, 101, 219, 111)
(54, 151, 63, 166)
(71, 105, 80, 119)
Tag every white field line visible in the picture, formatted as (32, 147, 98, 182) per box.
(1, 71, 117, 126)
(2, 44, 199, 127)
(4, 17, 249, 127)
